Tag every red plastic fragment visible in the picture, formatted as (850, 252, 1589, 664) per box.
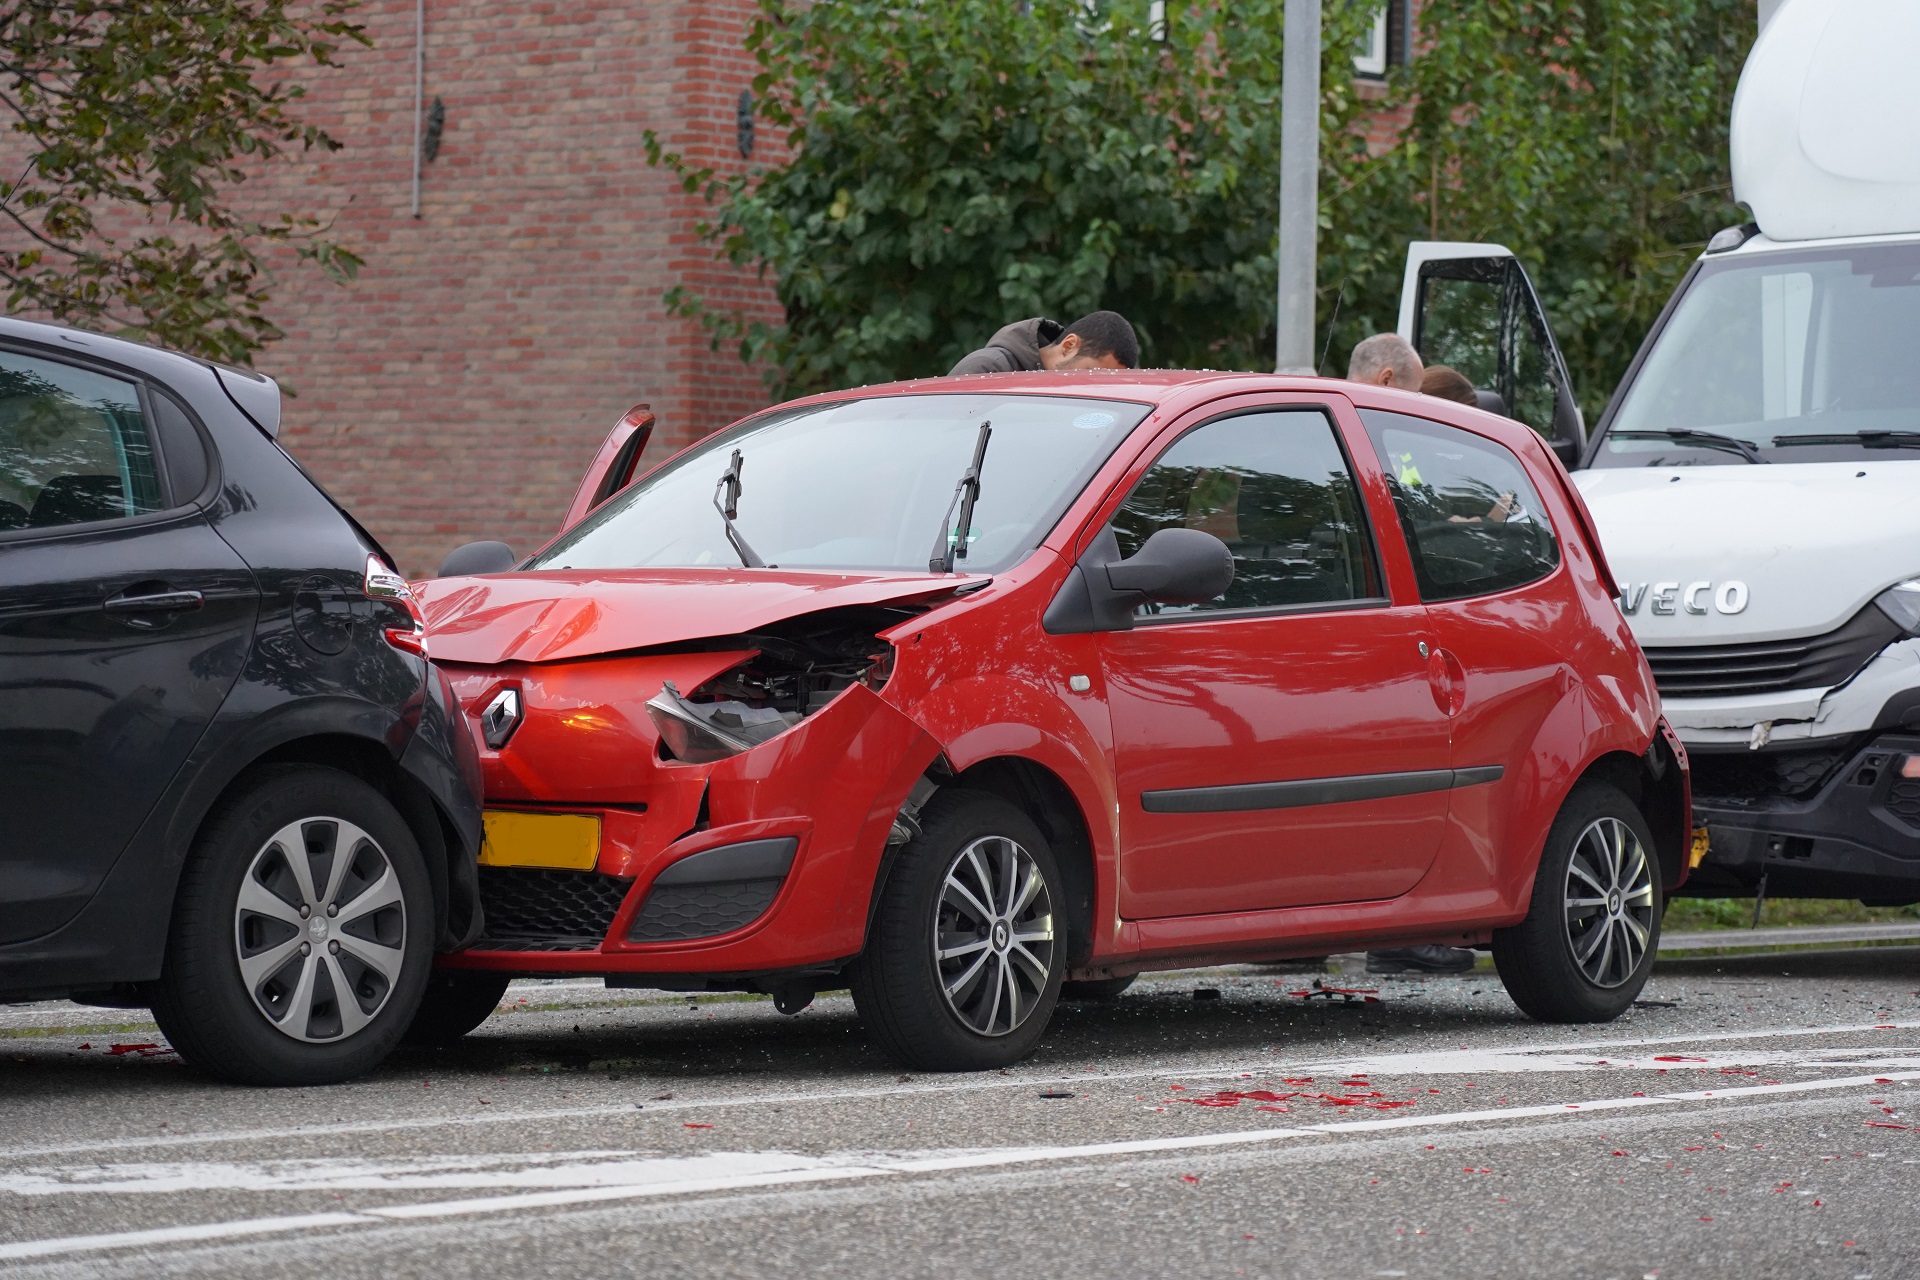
(684, 1123, 714, 1129)
(1653, 1055, 1706, 1062)
(1181, 1174, 1200, 1184)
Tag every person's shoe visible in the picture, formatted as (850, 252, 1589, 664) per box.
(1366, 945, 1477, 975)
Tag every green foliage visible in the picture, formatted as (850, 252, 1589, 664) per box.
(650, 0, 1377, 397)
(655, 0, 1753, 412)
(1323, 0, 1756, 417)
(0, 1, 368, 365)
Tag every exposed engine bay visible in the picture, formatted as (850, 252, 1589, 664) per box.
(646, 605, 921, 762)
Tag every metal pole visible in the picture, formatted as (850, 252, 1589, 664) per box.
(411, 0, 425, 219)
(1275, 0, 1321, 374)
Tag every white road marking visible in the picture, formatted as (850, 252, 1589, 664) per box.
(1, 1018, 1912, 1163)
(2, 1070, 1913, 1262)
(0, 1150, 849, 1197)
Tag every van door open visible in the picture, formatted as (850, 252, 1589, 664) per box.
(1396, 242, 1586, 465)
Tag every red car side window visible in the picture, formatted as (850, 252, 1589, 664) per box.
(1110, 408, 1383, 616)
(1359, 407, 1560, 603)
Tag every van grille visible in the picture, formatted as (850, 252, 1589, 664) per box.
(1642, 604, 1900, 699)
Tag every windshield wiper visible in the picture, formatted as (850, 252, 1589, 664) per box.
(929, 419, 992, 574)
(1607, 428, 1766, 464)
(1772, 430, 1920, 450)
(712, 448, 767, 568)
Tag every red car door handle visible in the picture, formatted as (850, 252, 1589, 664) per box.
(104, 588, 205, 614)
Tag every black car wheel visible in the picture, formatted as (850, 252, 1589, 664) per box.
(1493, 780, 1662, 1023)
(403, 971, 512, 1047)
(852, 790, 1064, 1071)
(150, 765, 434, 1085)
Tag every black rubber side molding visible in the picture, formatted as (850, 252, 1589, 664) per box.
(1142, 766, 1505, 814)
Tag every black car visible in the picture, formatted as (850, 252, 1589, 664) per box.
(0, 316, 484, 1086)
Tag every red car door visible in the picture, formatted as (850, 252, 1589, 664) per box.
(1355, 406, 1575, 864)
(1094, 400, 1453, 919)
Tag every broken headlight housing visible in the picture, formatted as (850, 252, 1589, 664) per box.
(644, 611, 905, 764)
(1874, 578, 1920, 635)
(647, 679, 801, 763)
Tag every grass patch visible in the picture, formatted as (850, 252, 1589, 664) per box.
(0, 1022, 159, 1039)
(1664, 896, 1920, 931)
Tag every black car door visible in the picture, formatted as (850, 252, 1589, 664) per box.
(0, 344, 259, 944)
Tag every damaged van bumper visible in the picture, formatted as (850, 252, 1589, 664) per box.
(1687, 730, 1920, 903)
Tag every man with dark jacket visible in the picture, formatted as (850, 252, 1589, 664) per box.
(948, 311, 1140, 375)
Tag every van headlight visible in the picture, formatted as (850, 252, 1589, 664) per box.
(1874, 579, 1920, 635)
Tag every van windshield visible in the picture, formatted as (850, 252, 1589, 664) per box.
(1595, 243, 1920, 466)
(531, 393, 1147, 574)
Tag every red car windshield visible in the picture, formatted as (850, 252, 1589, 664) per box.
(532, 393, 1149, 574)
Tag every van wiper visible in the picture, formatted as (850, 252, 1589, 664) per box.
(1772, 430, 1920, 449)
(712, 448, 766, 568)
(929, 419, 992, 574)
(1607, 428, 1766, 463)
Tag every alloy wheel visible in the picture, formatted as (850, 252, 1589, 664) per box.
(933, 835, 1056, 1036)
(233, 817, 408, 1042)
(1562, 815, 1655, 988)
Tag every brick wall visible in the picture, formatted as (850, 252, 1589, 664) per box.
(241, 0, 782, 577)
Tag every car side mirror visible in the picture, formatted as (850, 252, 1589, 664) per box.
(1043, 526, 1234, 634)
(1549, 437, 1580, 469)
(437, 540, 517, 578)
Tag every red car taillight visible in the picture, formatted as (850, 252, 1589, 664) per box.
(364, 554, 428, 657)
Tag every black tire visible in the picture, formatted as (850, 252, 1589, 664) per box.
(402, 971, 512, 1047)
(852, 790, 1065, 1071)
(1493, 780, 1663, 1023)
(1061, 974, 1136, 1001)
(149, 765, 435, 1086)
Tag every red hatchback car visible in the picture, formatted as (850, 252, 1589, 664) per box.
(415, 372, 1688, 1070)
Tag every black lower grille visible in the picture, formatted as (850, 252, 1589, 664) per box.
(1889, 779, 1920, 825)
(628, 880, 782, 942)
(1690, 746, 1853, 802)
(1643, 604, 1901, 698)
(472, 867, 633, 951)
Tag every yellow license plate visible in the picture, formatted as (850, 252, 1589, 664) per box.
(479, 811, 601, 871)
(1688, 824, 1711, 869)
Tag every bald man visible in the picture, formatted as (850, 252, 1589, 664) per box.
(1347, 333, 1424, 390)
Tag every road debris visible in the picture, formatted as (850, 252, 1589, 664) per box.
(1281, 980, 1381, 1004)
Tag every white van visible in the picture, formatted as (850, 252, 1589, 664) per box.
(1400, 0, 1920, 907)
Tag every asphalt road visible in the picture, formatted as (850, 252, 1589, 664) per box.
(2, 948, 1917, 1280)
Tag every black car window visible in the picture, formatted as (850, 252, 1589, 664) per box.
(149, 392, 210, 504)
(1112, 409, 1382, 617)
(1360, 408, 1559, 602)
(0, 349, 165, 530)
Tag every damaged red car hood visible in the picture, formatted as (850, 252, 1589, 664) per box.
(416, 569, 980, 665)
